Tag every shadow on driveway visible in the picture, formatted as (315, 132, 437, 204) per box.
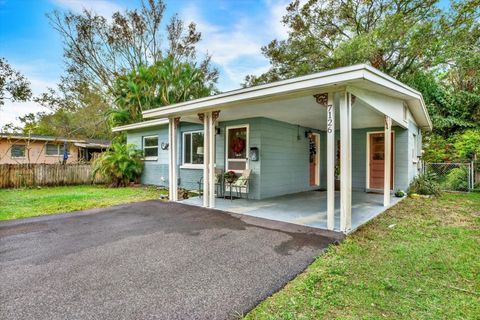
(0, 200, 343, 320)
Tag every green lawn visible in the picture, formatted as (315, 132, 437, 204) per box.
(245, 193, 480, 319)
(0, 185, 166, 220)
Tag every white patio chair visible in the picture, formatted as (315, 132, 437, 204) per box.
(232, 169, 251, 200)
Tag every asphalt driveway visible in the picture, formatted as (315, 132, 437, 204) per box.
(0, 201, 342, 320)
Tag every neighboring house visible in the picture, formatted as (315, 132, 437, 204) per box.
(113, 64, 431, 232)
(0, 134, 110, 164)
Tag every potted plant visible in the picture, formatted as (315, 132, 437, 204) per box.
(224, 171, 237, 184)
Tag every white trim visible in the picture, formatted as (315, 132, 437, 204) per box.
(384, 116, 392, 206)
(208, 113, 216, 208)
(168, 119, 178, 201)
(112, 118, 169, 132)
(326, 93, 335, 231)
(142, 135, 159, 161)
(179, 164, 203, 170)
(203, 113, 210, 207)
(45, 143, 70, 157)
(182, 130, 204, 166)
(141, 64, 431, 131)
(340, 91, 352, 232)
(366, 131, 395, 190)
(225, 124, 249, 173)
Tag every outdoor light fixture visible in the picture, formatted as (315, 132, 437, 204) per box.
(160, 142, 169, 150)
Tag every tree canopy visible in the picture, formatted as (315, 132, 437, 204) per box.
(4, 0, 218, 138)
(245, 0, 480, 137)
(0, 58, 32, 107)
(110, 57, 217, 126)
(48, 0, 217, 94)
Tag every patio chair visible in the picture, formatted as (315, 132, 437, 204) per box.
(232, 169, 251, 200)
(197, 168, 224, 198)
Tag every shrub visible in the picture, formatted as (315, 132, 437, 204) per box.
(93, 142, 144, 187)
(394, 190, 406, 197)
(407, 173, 441, 196)
(445, 167, 469, 191)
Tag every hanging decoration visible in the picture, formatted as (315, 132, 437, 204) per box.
(232, 137, 245, 154)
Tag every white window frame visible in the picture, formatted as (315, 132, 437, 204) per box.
(225, 124, 249, 173)
(181, 130, 204, 169)
(11, 144, 26, 159)
(45, 143, 69, 157)
(143, 135, 159, 161)
(412, 133, 418, 164)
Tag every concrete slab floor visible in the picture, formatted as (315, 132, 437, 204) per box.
(181, 191, 402, 233)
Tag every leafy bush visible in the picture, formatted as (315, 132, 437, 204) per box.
(407, 173, 441, 196)
(454, 130, 480, 160)
(445, 167, 469, 191)
(394, 190, 406, 197)
(93, 143, 144, 187)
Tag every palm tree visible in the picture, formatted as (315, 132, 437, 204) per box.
(92, 142, 144, 187)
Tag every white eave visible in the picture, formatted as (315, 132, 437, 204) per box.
(140, 64, 432, 130)
(111, 118, 169, 132)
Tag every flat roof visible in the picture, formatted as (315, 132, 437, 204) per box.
(114, 64, 432, 131)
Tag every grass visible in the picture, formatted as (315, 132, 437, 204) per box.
(245, 192, 480, 319)
(0, 185, 167, 221)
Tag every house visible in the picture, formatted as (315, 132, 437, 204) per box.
(0, 134, 110, 164)
(113, 64, 431, 233)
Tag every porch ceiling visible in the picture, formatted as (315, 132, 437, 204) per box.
(180, 94, 387, 130)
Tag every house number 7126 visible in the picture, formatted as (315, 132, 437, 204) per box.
(327, 105, 334, 133)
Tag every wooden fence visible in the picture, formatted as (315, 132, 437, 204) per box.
(0, 164, 104, 188)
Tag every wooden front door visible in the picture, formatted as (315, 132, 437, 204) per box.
(369, 133, 394, 190)
(309, 134, 319, 186)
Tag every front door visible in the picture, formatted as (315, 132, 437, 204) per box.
(369, 132, 394, 189)
(226, 125, 249, 172)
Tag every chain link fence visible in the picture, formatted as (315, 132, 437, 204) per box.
(423, 162, 475, 192)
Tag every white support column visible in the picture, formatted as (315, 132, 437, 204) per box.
(384, 115, 392, 207)
(314, 93, 335, 230)
(326, 94, 335, 230)
(340, 91, 352, 232)
(208, 111, 218, 208)
(168, 117, 179, 201)
(202, 112, 210, 208)
(168, 118, 174, 201)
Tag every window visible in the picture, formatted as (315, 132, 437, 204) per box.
(143, 136, 158, 160)
(46, 143, 69, 156)
(412, 133, 418, 162)
(183, 131, 204, 165)
(11, 144, 25, 158)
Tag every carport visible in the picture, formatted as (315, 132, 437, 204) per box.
(181, 190, 402, 232)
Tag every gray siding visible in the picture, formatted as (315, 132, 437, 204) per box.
(126, 116, 420, 199)
(126, 126, 169, 187)
(257, 118, 322, 199)
(407, 121, 422, 183)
